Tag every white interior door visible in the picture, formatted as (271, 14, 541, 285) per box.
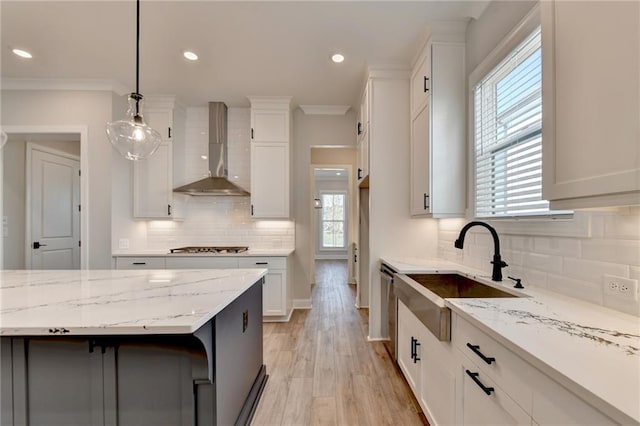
(29, 148, 80, 269)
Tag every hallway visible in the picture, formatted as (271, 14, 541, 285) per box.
(252, 260, 427, 425)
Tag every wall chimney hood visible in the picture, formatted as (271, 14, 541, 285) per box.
(174, 102, 250, 196)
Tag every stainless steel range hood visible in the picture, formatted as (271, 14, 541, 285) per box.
(174, 102, 250, 196)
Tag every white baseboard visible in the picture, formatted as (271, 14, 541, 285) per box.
(263, 308, 294, 323)
(367, 336, 389, 342)
(292, 298, 312, 309)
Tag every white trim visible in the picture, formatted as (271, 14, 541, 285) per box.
(263, 308, 294, 323)
(478, 212, 590, 238)
(367, 336, 387, 342)
(299, 105, 351, 116)
(469, 4, 541, 88)
(315, 254, 348, 260)
(1, 78, 129, 96)
(4, 125, 89, 269)
(292, 299, 312, 309)
(367, 66, 411, 80)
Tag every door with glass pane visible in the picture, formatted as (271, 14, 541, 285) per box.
(319, 192, 347, 251)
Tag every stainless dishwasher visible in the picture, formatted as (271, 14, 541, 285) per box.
(380, 263, 398, 360)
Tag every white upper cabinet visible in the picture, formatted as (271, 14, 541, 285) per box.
(132, 97, 185, 219)
(542, 0, 640, 209)
(410, 39, 466, 217)
(357, 84, 370, 184)
(249, 97, 291, 219)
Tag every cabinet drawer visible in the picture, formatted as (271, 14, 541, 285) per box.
(165, 257, 239, 269)
(115, 257, 166, 270)
(238, 257, 286, 270)
(461, 361, 531, 426)
(453, 315, 534, 414)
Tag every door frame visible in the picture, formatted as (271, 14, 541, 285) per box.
(26, 142, 81, 269)
(3, 125, 89, 269)
(309, 164, 356, 301)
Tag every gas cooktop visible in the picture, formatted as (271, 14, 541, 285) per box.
(169, 246, 249, 254)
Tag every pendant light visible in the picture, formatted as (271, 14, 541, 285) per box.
(106, 0, 161, 161)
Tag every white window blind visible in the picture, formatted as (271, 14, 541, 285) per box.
(474, 27, 564, 218)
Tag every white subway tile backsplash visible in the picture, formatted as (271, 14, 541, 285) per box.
(581, 239, 640, 267)
(562, 258, 629, 284)
(439, 209, 640, 316)
(547, 274, 604, 305)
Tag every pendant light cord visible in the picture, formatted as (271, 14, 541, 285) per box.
(135, 0, 140, 115)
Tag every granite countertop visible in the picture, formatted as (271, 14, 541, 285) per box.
(0, 269, 266, 336)
(112, 248, 295, 257)
(381, 257, 640, 424)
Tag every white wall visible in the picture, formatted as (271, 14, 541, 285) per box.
(291, 109, 358, 304)
(439, 0, 640, 317)
(1, 89, 114, 268)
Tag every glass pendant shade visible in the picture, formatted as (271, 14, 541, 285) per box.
(106, 94, 162, 161)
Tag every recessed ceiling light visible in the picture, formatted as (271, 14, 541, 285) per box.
(331, 53, 345, 64)
(336, 172, 342, 176)
(12, 48, 32, 59)
(183, 51, 198, 61)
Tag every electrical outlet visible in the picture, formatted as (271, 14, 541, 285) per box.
(118, 238, 130, 250)
(604, 275, 639, 301)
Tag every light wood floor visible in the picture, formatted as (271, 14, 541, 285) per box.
(252, 260, 428, 426)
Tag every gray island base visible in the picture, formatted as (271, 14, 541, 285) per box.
(0, 269, 268, 425)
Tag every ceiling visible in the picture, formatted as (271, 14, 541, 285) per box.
(1, 1, 488, 109)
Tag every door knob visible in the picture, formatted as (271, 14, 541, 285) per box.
(33, 241, 47, 249)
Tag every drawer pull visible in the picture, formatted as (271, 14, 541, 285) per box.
(132, 262, 146, 265)
(466, 370, 494, 396)
(255, 262, 268, 265)
(466, 343, 495, 365)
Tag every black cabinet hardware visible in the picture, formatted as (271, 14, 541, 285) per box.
(251, 204, 254, 216)
(466, 343, 495, 364)
(132, 262, 146, 265)
(255, 262, 268, 265)
(242, 309, 249, 333)
(424, 76, 430, 93)
(251, 128, 254, 139)
(168, 204, 172, 216)
(168, 127, 172, 138)
(466, 370, 494, 395)
(32, 241, 47, 249)
(358, 168, 363, 180)
(423, 193, 430, 210)
(357, 122, 362, 135)
(411, 337, 421, 363)
(508, 276, 524, 289)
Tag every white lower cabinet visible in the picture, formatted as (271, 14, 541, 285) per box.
(238, 257, 288, 318)
(114, 255, 290, 320)
(395, 307, 618, 426)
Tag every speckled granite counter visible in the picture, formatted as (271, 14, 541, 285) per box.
(381, 257, 640, 424)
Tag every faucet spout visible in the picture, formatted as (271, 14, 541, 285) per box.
(454, 221, 507, 282)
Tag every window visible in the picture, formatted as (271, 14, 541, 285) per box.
(320, 192, 346, 249)
(473, 26, 569, 218)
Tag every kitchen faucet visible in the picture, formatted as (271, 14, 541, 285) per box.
(454, 221, 507, 282)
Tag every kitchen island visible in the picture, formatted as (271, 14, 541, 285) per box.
(0, 269, 268, 426)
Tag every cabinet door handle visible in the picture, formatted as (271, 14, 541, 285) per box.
(466, 370, 495, 396)
(251, 128, 254, 139)
(168, 204, 172, 216)
(251, 204, 254, 216)
(466, 343, 495, 365)
(423, 193, 429, 210)
(410, 336, 416, 361)
(168, 127, 172, 138)
(255, 262, 268, 265)
(357, 122, 362, 135)
(424, 76, 430, 93)
(242, 309, 249, 333)
(358, 168, 363, 180)
(132, 262, 146, 265)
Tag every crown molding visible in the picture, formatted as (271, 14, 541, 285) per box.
(299, 105, 351, 115)
(1, 78, 129, 95)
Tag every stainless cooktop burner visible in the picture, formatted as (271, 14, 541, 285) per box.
(169, 246, 249, 254)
